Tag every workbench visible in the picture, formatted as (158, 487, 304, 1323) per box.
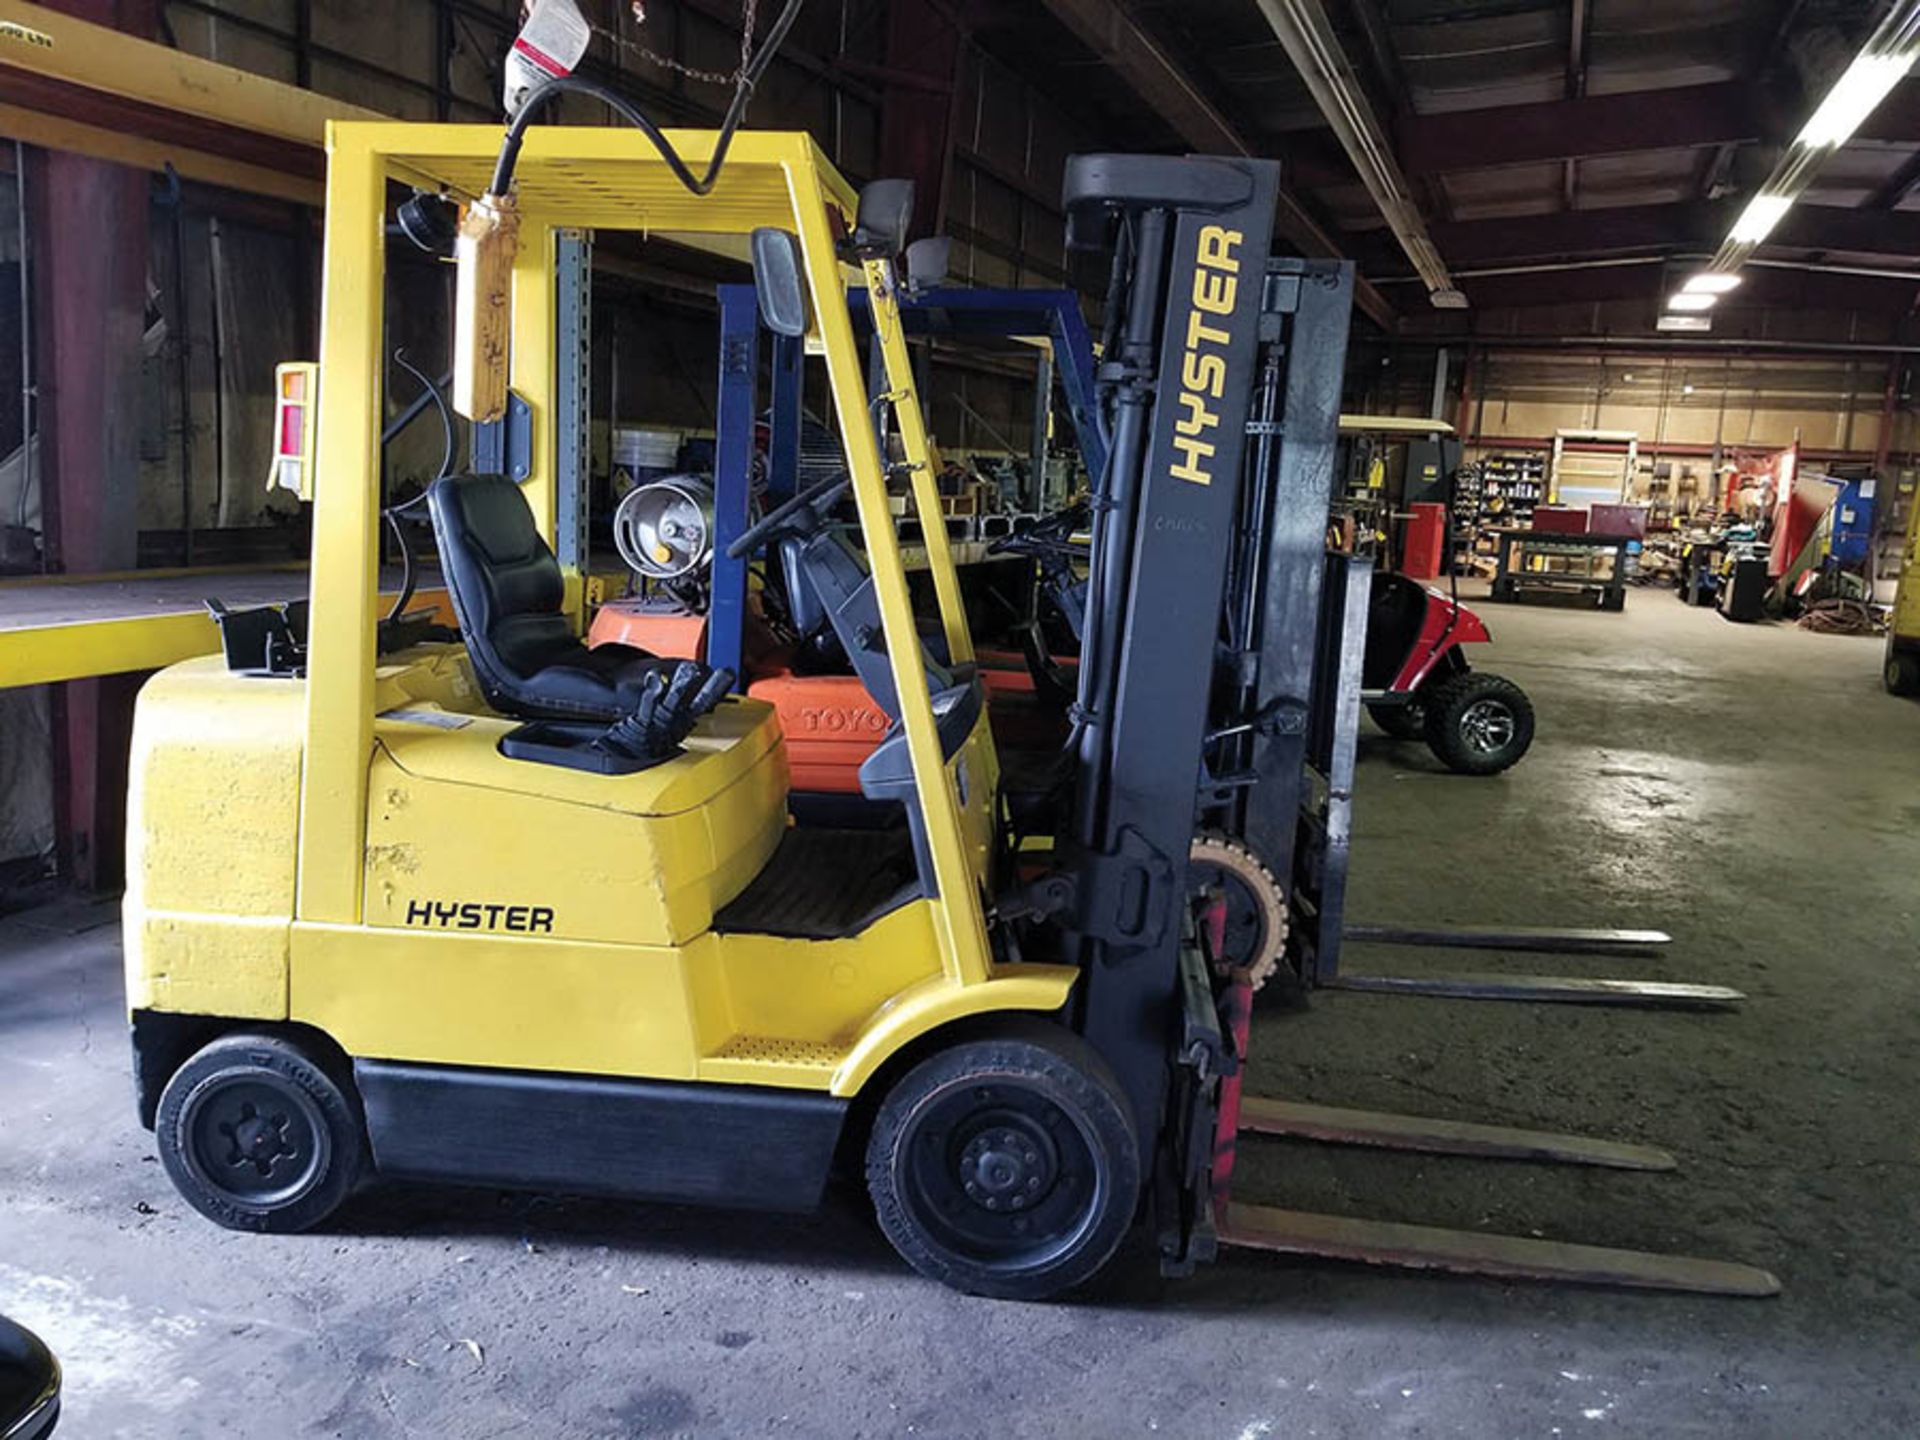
(0, 566, 444, 688)
(1487, 529, 1636, 612)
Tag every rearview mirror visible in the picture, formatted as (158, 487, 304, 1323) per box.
(750, 228, 811, 338)
(903, 235, 951, 293)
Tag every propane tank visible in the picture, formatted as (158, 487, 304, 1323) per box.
(613, 475, 717, 581)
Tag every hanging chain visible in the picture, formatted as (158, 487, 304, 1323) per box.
(592, 0, 759, 86)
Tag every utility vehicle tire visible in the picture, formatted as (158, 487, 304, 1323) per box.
(156, 1032, 365, 1234)
(1366, 701, 1425, 740)
(866, 1023, 1140, 1300)
(1886, 650, 1920, 697)
(1423, 671, 1535, 776)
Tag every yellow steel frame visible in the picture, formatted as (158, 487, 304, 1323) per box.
(861, 256, 974, 667)
(297, 121, 996, 991)
(0, 570, 448, 689)
(0, 0, 382, 145)
(1, 611, 220, 687)
(0, 0, 378, 201)
(1894, 481, 1920, 643)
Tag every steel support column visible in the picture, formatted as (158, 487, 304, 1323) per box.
(31, 0, 155, 890)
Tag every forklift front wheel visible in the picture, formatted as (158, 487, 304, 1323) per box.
(866, 1025, 1140, 1301)
(1885, 650, 1920, 697)
(155, 1032, 365, 1234)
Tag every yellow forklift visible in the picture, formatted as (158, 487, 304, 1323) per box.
(122, 87, 1777, 1299)
(1886, 486, 1920, 695)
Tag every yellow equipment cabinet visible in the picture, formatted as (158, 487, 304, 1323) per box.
(123, 119, 1111, 1297)
(1886, 489, 1920, 696)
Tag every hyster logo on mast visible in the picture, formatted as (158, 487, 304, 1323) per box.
(1169, 225, 1244, 487)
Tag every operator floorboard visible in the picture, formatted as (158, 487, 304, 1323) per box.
(713, 825, 921, 940)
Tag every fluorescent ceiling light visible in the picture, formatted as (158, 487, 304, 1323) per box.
(1657, 313, 1712, 333)
(1682, 272, 1743, 295)
(1730, 194, 1793, 246)
(1797, 51, 1916, 148)
(1666, 291, 1718, 312)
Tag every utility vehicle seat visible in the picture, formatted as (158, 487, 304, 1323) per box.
(429, 473, 680, 721)
(1361, 570, 1430, 691)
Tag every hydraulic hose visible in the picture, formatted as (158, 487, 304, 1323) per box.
(383, 350, 457, 624)
(487, 0, 807, 201)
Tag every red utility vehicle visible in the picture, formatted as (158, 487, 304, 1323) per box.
(1360, 570, 1535, 775)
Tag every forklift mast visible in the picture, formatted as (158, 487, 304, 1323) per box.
(1056, 156, 1283, 1138)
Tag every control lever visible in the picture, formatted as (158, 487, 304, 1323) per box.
(591, 661, 735, 765)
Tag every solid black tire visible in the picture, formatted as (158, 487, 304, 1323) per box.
(865, 1023, 1140, 1300)
(1366, 701, 1426, 740)
(1886, 650, 1920, 697)
(1423, 670, 1535, 775)
(155, 1031, 365, 1234)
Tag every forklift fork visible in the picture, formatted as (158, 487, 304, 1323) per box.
(1205, 980, 1780, 1298)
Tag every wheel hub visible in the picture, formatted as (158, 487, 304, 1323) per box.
(959, 1122, 1056, 1212)
(224, 1106, 295, 1173)
(185, 1075, 325, 1204)
(1459, 698, 1515, 753)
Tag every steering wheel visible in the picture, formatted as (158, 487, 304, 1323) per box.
(989, 500, 1090, 560)
(725, 471, 852, 560)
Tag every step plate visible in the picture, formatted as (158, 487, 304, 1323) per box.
(1238, 1096, 1676, 1171)
(1329, 973, 1743, 1008)
(1217, 1202, 1779, 1297)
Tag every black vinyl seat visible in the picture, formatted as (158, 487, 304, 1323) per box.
(428, 473, 678, 721)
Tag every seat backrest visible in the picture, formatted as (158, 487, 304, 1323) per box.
(428, 474, 578, 707)
(782, 528, 956, 717)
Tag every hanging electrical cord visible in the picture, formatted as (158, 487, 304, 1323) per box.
(487, 0, 806, 201)
(384, 349, 457, 624)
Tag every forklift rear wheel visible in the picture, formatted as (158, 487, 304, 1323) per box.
(1886, 650, 1920, 697)
(1366, 701, 1425, 740)
(156, 1032, 365, 1234)
(866, 1025, 1140, 1300)
(1422, 672, 1535, 776)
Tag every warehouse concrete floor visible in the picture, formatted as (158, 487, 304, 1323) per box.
(4, 583, 1918, 1439)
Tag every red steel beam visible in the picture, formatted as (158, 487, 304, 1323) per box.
(1468, 432, 1915, 465)
(32, 0, 157, 892)
(1395, 76, 1919, 176)
(1396, 82, 1763, 175)
(1362, 201, 1920, 271)
(0, 67, 322, 183)
(1426, 260, 1920, 313)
